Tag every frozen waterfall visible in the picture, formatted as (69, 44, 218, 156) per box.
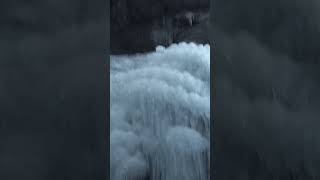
(110, 42, 210, 180)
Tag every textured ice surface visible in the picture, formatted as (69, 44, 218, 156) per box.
(110, 42, 210, 180)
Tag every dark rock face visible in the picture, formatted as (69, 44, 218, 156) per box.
(0, 0, 105, 34)
(110, 0, 210, 54)
(214, 0, 320, 64)
(0, 1, 108, 179)
(213, 0, 320, 179)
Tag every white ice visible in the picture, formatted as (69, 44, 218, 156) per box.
(110, 42, 210, 180)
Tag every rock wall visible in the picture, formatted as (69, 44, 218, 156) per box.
(110, 0, 210, 54)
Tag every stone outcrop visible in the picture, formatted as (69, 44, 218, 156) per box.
(110, 0, 210, 54)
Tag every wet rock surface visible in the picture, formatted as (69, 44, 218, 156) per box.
(110, 0, 210, 54)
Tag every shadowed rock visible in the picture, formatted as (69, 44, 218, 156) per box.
(110, 0, 210, 54)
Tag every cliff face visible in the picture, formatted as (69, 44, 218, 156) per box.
(0, 1, 107, 179)
(213, 0, 320, 179)
(110, 0, 210, 54)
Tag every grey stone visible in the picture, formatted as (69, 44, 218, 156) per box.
(110, 0, 210, 54)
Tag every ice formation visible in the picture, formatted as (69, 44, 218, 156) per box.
(110, 42, 210, 180)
